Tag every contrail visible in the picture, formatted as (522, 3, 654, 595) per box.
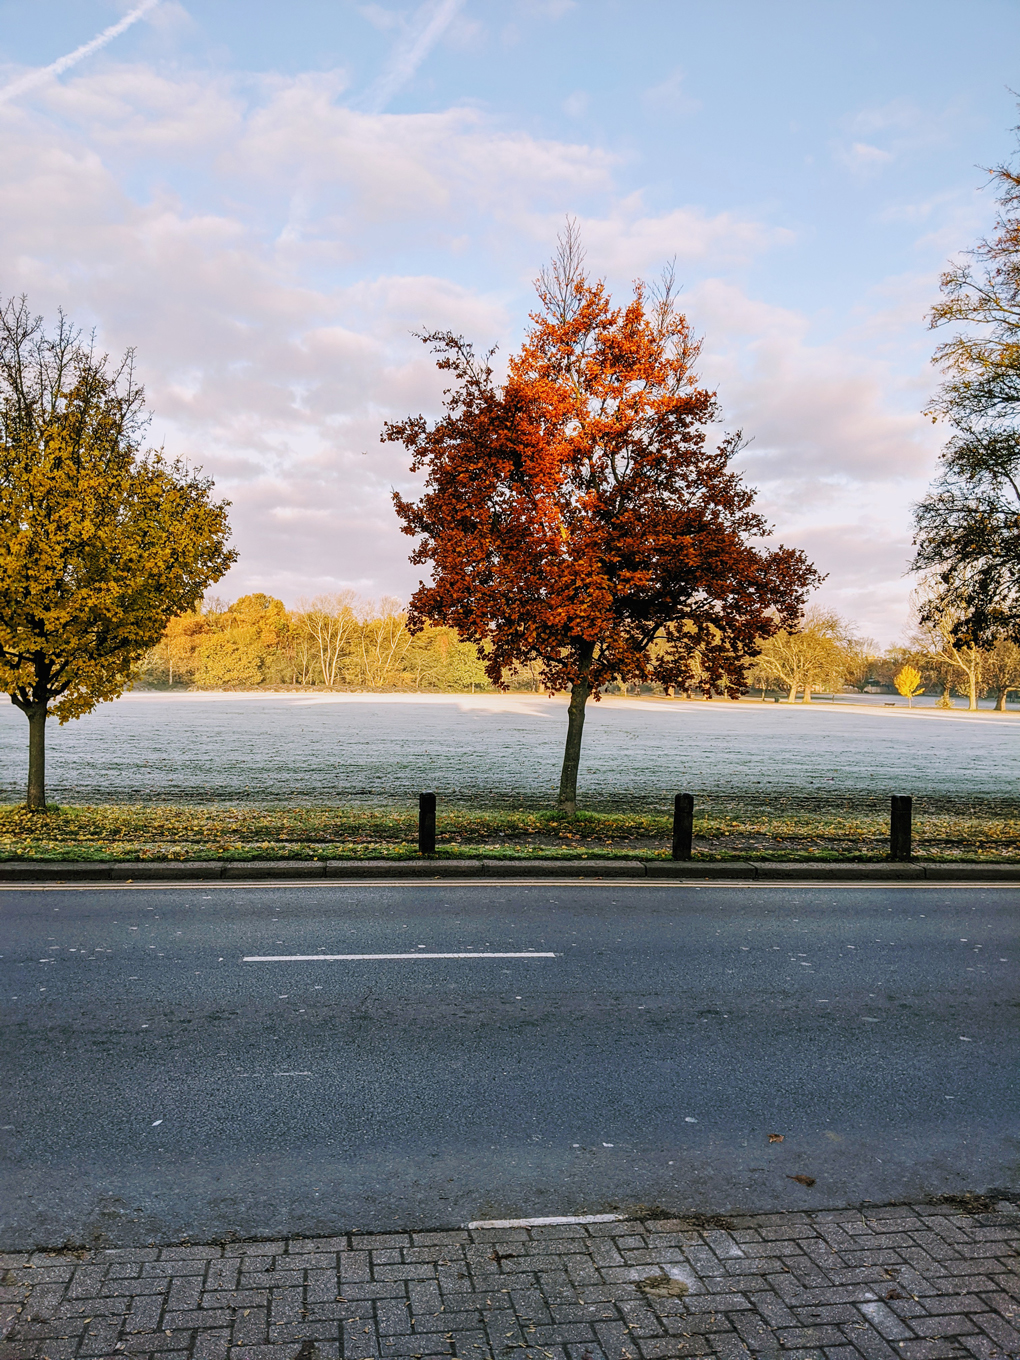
(0, 0, 162, 105)
(363, 0, 465, 114)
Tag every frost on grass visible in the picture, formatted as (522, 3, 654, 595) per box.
(0, 695, 1016, 860)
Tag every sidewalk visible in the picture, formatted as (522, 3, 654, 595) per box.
(2, 1199, 1018, 1360)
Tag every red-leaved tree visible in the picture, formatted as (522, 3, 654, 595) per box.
(386, 230, 820, 814)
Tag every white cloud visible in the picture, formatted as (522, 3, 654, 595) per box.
(833, 97, 967, 178)
(562, 90, 588, 118)
(358, 4, 402, 31)
(680, 278, 941, 644)
(0, 57, 941, 644)
(560, 196, 794, 275)
(839, 141, 894, 174)
(642, 68, 701, 117)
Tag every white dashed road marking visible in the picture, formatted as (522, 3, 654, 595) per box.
(243, 952, 557, 962)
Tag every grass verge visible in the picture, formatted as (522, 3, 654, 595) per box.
(0, 802, 1017, 862)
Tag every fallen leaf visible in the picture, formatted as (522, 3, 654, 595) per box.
(886, 1289, 904, 1300)
(768, 1134, 784, 1143)
(787, 1174, 816, 1187)
(638, 1273, 689, 1299)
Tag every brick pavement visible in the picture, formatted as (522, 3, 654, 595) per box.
(1, 1200, 1017, 1360)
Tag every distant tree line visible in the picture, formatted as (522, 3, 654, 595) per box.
(138, 592, 491, 693)
(140, 589, 1020, 708)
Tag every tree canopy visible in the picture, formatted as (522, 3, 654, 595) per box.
(0, 296, 236, 808)
(385, 229, 820, 813)
(912, 122, 1020, 646)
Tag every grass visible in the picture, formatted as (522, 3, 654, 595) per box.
(0, 801, 1017, 862)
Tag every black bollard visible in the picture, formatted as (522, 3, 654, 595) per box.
(890, 795, 912, 861)
(672, 793, 694, 861)
(419, 791, 437, 856)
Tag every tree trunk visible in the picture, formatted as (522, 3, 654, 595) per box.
(802, 685, 812, 703)
(788, 682, 796, 702)
(968, 671, 978, 710)
(27, 707, 47, 811)
(997, 688, 1008, 711)
(557, 653, 594, 817)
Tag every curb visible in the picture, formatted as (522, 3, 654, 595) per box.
(0, 858, 1018, 883)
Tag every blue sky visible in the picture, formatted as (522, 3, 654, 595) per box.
(2, 0, 1019, 644)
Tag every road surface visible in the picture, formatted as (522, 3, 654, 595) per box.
(1, 880, 1016, 1249)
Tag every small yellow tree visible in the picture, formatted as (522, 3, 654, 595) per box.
(894, 664, 924, 707)
(0, 298, 236, 807)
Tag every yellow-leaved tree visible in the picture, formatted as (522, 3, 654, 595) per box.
(893, 664, 925, 707)
(0, 297, 237, 809)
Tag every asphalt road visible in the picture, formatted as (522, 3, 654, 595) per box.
(1, 881, 1016, 1250)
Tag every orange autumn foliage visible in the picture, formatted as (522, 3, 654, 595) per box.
(386, 231, 820, 811)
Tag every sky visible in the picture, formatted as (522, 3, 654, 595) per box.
(1, 1, 1018, 646)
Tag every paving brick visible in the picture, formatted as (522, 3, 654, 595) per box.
(748, 1293, 797, 1327)
(102, 1275, 170, 1298)
(776, 1327, 848, 1348)
(931, 1278, 997, 1296)
(232, 1305, 269, 1345)
(857, 1302, 914, 1340)
(193, 1330, 231, 1360)
(893, 1342, 967, 1360)
(837, 1322, 900, 1360)
(972, 1310, 1020, 1350)
(708, 1336, 753, 1360)
(792, 1306, 863, 1325)
(3, 1202, 1016, 1360)
(166, 1306, 236, 1328)
(160, 1245, 222, 1260)
(900, 1250, 953, 1276)
(685, 1248, 728, 1278)
(594, 1318, 638, 1358)
(290, 1235, 350, 1252)
(670, 1314, 737, 1334)
(638, 1336, 714, 1356)
(67, 1263, 107, 1298)
(911, 1316, 980, 1338)
(958, 1337, 1011, 1360)
(126, 1291, 165, 1331)
(981, 1290, 1019, 1325)
(240, 1270, 306, 1291)
(167, 1274, 203, 1311)
(882, 1267, 940, 1298)
(919, 1298, 989, 1317)
(730, 1311, 781, 1356)
(78, 1316, 124, 1354)
(342, 1253, 374, 1284)
(144, 1259, 209, 1278)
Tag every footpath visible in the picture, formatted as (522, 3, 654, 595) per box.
(2, 1199, 1018, 1360)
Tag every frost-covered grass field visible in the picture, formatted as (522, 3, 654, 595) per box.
(1, 690, 1018, 810)
(0, 693, 1018, 861)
